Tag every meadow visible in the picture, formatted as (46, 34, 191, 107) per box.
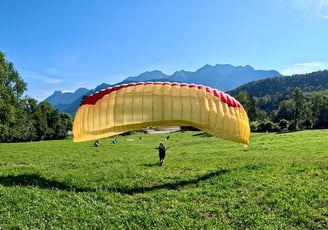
(0, 129, 327, 229)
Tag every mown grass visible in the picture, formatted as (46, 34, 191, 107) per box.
(0, 130, 327, 229)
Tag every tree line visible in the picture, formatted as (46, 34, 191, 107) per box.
(0, 52, 72, 142)
(236, 88, 328, 132)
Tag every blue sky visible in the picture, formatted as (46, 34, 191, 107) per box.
(1, 0, 328, 101)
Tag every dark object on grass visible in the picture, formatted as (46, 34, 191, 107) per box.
(94, 140, 100, 147)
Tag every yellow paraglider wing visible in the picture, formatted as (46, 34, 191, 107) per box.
(73, 82, 250, 144)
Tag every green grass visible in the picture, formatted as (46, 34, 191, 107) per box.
(0, 130, 327, 229)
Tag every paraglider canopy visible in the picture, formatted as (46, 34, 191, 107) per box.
(73, 82, 250, 144)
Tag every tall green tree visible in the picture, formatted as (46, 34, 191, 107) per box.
(34, 102, 53, 140)
(310, 92, 328, 128)
(247, 95, 258, 121)
(318, 97, 328, 128)
(21, 98, 38, 141)
(235, 91, 260, 121)
(60, 113, 73, 132)
(0, 52, 27, 141)
(0, 51, 73, 142)
(292, 87, 307, 129)
(274, 100, 294, 122)
(33, 102, 72, 140)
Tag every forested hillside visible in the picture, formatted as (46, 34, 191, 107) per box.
(229, 71, 328, 132)
(229, 70, 328, 97)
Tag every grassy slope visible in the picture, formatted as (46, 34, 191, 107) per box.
(0, 130, 327, 229)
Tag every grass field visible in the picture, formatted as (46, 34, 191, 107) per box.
(0, 130, 327, 229)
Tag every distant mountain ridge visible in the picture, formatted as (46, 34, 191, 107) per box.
(124, 64, 280, 91)
(44, 64, 281, 115)
(44, 88, 89, 115)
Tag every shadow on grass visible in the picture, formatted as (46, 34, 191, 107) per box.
(192, 132, 213, 137)
(117, 169, 229, 194)
(139, 162, 159, 167)
(0, 169, 229, 194)
(0, 174, 93, 192)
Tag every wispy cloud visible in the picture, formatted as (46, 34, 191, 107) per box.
(25, 89, 55, 102)
(24, 72, 64, 84)
(61, 82, 89, 93)
(280, 61, 328, 75)
(21, 68, 96, 101)
(289, 0, 328, 19)
(319, 0, 328, 18)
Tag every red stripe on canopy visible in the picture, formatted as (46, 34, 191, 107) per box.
(80, 82, 243, 108)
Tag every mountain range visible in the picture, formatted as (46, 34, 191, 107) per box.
(44, 64, 281, 115)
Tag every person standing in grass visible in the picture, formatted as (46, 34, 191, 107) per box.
(156, 143, 167, 166)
